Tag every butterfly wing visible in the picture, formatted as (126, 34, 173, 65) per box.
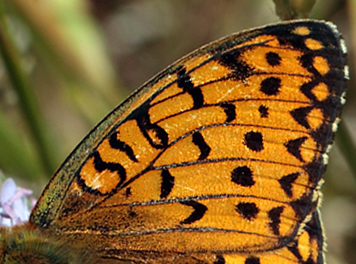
(30, 20, 347, 264)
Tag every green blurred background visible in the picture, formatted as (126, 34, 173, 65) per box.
(0, 0, 354, 263)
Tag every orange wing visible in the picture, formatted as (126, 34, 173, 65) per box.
(30, 20, 347, 264)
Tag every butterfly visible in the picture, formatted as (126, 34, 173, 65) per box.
(0, 19, 347, 264)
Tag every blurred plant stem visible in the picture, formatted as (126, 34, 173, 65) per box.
(337, 121, 356, 183)
(0, 0, 125, 181)
(0, 2, 56, 178)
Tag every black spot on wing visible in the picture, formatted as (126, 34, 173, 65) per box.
(260, 77, 281, 96)
(125, 187, 132, 198)
(290, 106, 313, 129)
(244, 131, 264, 152)
(258, 105, 269, 118)
(160, 170, 175, 199)
(245, 256, 261, 264)
(236, 202, 259, 221)
(192, 132, 211, 160)
(188, 88, 204, 109)
(221, 102, 236, 122)
(180, 200, 207, 224)
(214, 255, 225, 264)
(231, 166, 255, 187)
(266, 51, 281, 66)
(285, 137, 308, 162)
(278, 172, 300, 198)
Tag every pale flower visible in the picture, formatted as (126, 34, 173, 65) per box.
(0, 177, 35, 227)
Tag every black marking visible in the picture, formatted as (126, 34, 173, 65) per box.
(77, 151, 126, 195)
(92, 152, 126, 184)
(260, 77, 281, 96)
(245, 256, 261, 264)
(125, 187, 132, 198)
(177, 66, 194, 91)
(160, 170, 175, 199)
(311, 123, 332, 152)
(300, 53, 322, 77)
(287, 210, 324, 263)
(324, 66, 346, 95)
(268, 206, 284, 236)
(192, 132, 211, 160)
(136, 114, 168, 149)
(276, 29, 307, 51)
(218, 49, 253, 82)
(303, 156, 324, 185)
(290, 193, 314, 219)
(278, 172, 300, 198)
(180, 200, 207, 224)
(287, 243, 303, 263)
(266, 52, 281, 66)
(244, 131, 264, 152)
(236, 202, 259, 221)
(214, 255, 225, 264)
(285, 137, 308, 162)
(231, 166, 255, 187)
(290, 106, 313, 129)
(109, 131, 138, 162)
(60, 197, 83, 219)
(300, 80, 321, 102)
(221, 103, 236, 122)
(177, 66, 204, 109)
(305, 210, 324, 256)
(188, 87, 204, 109)
(258, 105, 269, 118)
(128, 210, 137, 218)
(305, 210, 322, 239)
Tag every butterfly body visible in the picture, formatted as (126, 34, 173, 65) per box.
(0, 20, 347, 264)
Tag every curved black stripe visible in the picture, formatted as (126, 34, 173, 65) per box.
(268, 206, 284, 236)
(77, 151, 126, 195)
(109, 132, 138, 162)
(177, 66, 204, 109)
(93, 151, 125, 178)
(221, 103, 236, 122)
(160, 170, 175, 199)
(192, 132, 211, 160)
(136, 114, 168, 149)
(180, 200, 207, 224)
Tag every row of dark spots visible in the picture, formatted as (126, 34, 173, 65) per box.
(235, 201, 284, 237)
(218, 47, 283, 96)
(243, 129, 311, 164)
(231, 165, 300, 197)
(214, 255, 261, 264)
